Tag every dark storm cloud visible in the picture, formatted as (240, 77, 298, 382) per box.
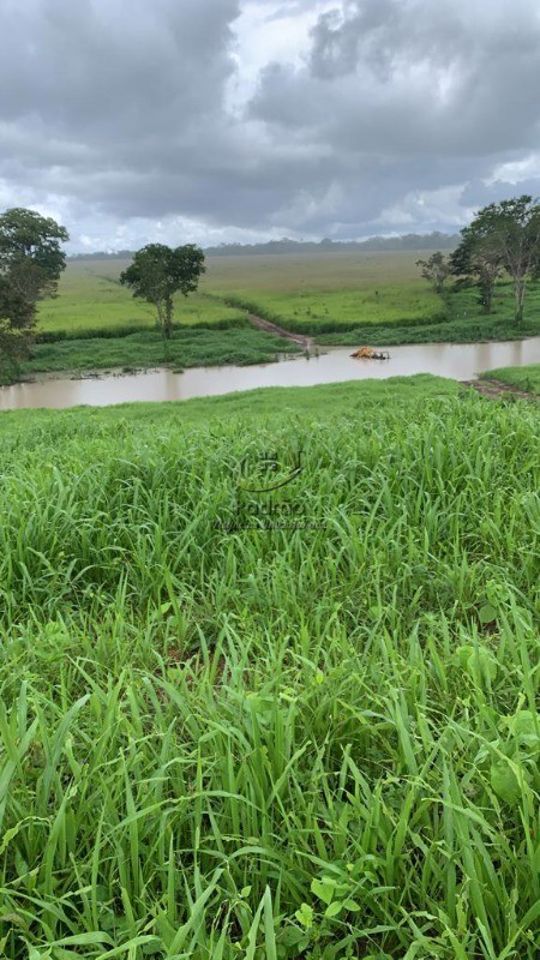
(247, 0, 540, 234)
(0, 0, 247, 231)
(0, 0, 237, 128)
(0, 0, 539, 247)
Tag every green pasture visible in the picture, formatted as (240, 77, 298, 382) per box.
(0, 376, 538, 958)
(203, 250, 430, 293)
(37, 253, 540, 343)
(23, 253, 540, 386)
(37, 259, 246, 335)
(206, 251, 443, 332)
(482, 362, 540, 394)
(36, 252, 442, 339)
(221, 284, 441, 333)
(11, 328, 298, 381)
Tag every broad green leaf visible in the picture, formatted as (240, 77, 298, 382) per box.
(479, 603, 497, 625)
(311, 878, 336, 905)
(491, 760, 522, 804)
(294, 903, 313, 929)
(456, 644, 497, 681)
(325, 900, 344, 918)
(343, 899, 362, 912)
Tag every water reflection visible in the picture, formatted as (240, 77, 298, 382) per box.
(1, 337, 539, 411)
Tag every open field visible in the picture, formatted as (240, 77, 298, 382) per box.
(209, 256, 540, 342)
(0, 376, 538, 958)
(204, 250, 439, 294)
(207, 251, 444, 332)
(38, 252, 439, 338)
(37, 259, 246, 336)
(37, 253, 540, 350)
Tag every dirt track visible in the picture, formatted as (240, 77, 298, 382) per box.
(248, 313, 313, 351)
(247, 314, 538, 399)
(461, 378, 538, 401)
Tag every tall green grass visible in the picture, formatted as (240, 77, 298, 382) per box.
(481, 363, 540, 396)
(0, 329, 299, 385)
(0, 378, 538, 958)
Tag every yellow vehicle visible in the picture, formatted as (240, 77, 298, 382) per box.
(350, 346, 390, 360)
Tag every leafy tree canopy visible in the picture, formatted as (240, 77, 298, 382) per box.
(120, 243, 205, 338)
(416, 251, 451, 293)
(450, 223, 504, 314)
(0, 207, 69, 370)
(454, 195, 540, 323)
(0, 207, 69, 286)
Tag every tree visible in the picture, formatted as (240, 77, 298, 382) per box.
(461, 196, 540, 324)
(120, 243, 206, 339)
(0, 277, 35, 372)
(450, 225, 504, 314)
(0, 207, 69, 366)
(416, 252, 451, 293)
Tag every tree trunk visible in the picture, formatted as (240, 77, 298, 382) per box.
(514, 280, 525, 324)
(155, 301, 164, 333)
(482, 284, 493, 314)
(164, 297, 173, 339)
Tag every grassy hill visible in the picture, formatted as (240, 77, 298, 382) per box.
(0, 376, 538, 958)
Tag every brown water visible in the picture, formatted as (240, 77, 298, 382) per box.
(1, 337, 539, 410)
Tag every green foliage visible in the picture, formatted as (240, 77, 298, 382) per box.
(0, 327, 298, 384)
(36, 259, 246, 337)
(450, 223, 504, 314)
(0, 276, 35, 365)
(34, 254, 540, 365)
(317, 280, 540, 345)
(223, 285, 443, 335)
(481, 363, 540, 395)
(0, 378, 537, 957)
(416, 251, 451, 292)
(0, 207, 69, 367)
(459, 196, 540, 324)
(120, 243, 205, 338)
(207, 250, 445, 335)
(488, 709, 540, 805)
(0, 207, 69, 282)
(456, 643, 498, 683)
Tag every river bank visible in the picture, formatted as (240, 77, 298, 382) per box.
(0, 325, 300, 388)
(2, 337, 540, 410)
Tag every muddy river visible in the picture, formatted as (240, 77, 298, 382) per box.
(1, 337, 539, 410)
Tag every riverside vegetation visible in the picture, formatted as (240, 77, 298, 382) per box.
(0, 375, 538, 958)
(27, 253, 540, 385)
(2, 197, 540, 385)
(481, 363, 540, 396)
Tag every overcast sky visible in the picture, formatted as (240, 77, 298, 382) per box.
(1, 0, 539, 251)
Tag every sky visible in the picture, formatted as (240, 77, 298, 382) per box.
(0, 0, 539, 252)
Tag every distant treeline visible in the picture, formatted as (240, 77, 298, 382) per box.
(205, 233, 458, 256)
(69, 249, 134, 261)
(68, 232, 458, 261)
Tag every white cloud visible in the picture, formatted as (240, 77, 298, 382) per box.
(227, 0, 331, 112)
(375, 185, 476, 231)
(488, 154, 540, 186)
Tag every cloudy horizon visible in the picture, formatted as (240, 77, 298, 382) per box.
(1, 0, 539, 252)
